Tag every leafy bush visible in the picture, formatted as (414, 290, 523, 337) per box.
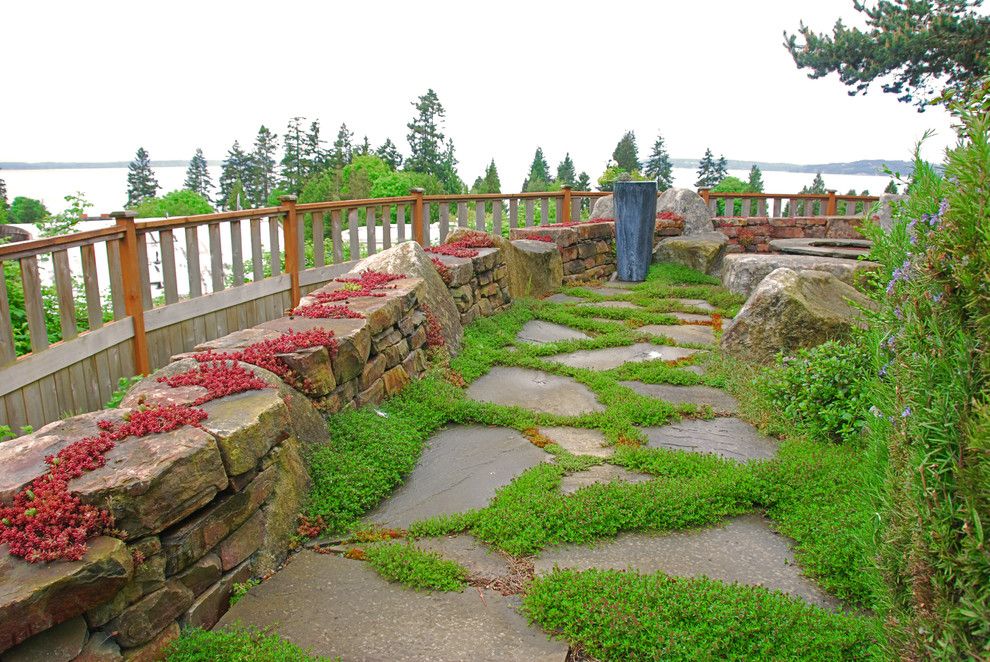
(133, 190, 214, 218)
(165, 627, 333, 661)
(363, 542, 467, 591)
(523, 568, 883, 661)
(760, 340, 872, 445)
(712, 175, 755, 216)
(105, 376, 142, 408)
(8, 196, 48, 223)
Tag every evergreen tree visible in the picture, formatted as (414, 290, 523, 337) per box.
(808, 172, 827, 193)
(218, 141, 252, 210)
(481, 159, 501, 193)
(644, 134, 674, 191)
(0, 174, 8, 222)
(575, 172, 591, 191)
(436, 141, 462, 194)
(524, 147, 552, 191)
(225, 179, 249, 211)
(747, 165, 764, 192)
(247, 126, 278, 207)
(405, 89, 448, 177)
(715, 155, 729, 183)
(695, 148, 719, 188)
(375, 139, 403, 169)
(183, 148, 213, 202)
(556, 153, 577, 187)
(126, 147, 160, 207)
(612, 131, 640, 171)
(884, 180, 899, 194)
(331, 123, 354, 169)
(357, 135, 371, 156)
(280, 117, 308, 195)
(304, 120, 327, 175)
(785, 0, 990, 109)
(470, 176, 484, 194)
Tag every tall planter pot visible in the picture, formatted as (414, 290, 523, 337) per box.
(614, 180, 657, 281)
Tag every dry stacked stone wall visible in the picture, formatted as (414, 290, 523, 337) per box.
(714, 216, 868, 253)
(433, 247, 511, 326)
(0, 274, 428, 661)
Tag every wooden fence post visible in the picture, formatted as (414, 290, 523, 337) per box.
(698, 188, 710, 205)
(561, 186, 572, 225)
(112, 211, 150, 376)
(411, 188, 425, 246)
(280, 195, 301, 308)
(825, 189, 838, 216)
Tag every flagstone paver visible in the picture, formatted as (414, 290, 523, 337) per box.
(669, 311, 714, 323)
(549, 343, 699, 370)
(401, 535, 511, 581)
(643, 417, 777, 461)
(219, 552, 568, 662)
(467, 367, 605, 415)
(620, 380, 739, 413)
(578, 300, 640, 310)
(516, 320, 591, 345)
(538, 427, 613, 458)
(544, 293, 583, 304)
(532, 514, 839, 609)
(558, 464, 652, 495)
(583, 286, 632, 297)
(673, 298, 717, 312)
(366, 425, 550, 528)
(639, 324, 716, 346)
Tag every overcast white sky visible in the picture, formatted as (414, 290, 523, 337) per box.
(1, 0, 957, 188)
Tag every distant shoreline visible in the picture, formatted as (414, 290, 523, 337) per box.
(1, 158, 914, 177)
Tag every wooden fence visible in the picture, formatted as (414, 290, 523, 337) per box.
(0, 185, 875, 430)
(699, 189, 879, 217)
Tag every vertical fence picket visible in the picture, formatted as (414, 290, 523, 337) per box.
(422, 202, 431, 246)
(159, 230, 179, 303)
(268, 216, 281, 276)
(136, 233, 153, 309)
(396, 204, 406, 242)
(0, 264, 16, 363)
(381, 206, 391, 250)
(475, 200, 485, 232)
(440, 204, 450, 242)
(230, 220, 244, 286)
(106, 240, 126, 320)
(541, 197, 550, 225)
(366, 206, 377, 255)
(80, 244, 103, 330)
(525, 199, 534, 226)
(186, 226, 203, 297)
(52, 250, 77, 341)
(312, 212, 325, 267)
(250, 218, 264, 282)
(209, 223, 224, 292)
(331, 210, 343, 263)
(20, 256, 48, 353)
(493, 200, 502, 236)
(509, 199, 518, 229)
(348, 209, 359, 260)
(457, 202, 467, 228)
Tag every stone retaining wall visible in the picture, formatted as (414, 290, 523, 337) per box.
(0, 275, 428, 660)
(714, 216, 867, 253)
(434, 248, 511, 326)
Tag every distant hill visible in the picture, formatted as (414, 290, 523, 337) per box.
(668, 158, 915, 177)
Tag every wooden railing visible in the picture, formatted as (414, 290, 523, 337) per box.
(0, 185, 865, 429)
(698, 189, 879, 218)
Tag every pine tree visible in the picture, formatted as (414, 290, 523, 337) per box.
(884, 180, 898, 194)
(183, 148, 213, 202)
(225, 179, 249, 211)
(126, 147, 159, 207)
(556, 153, 577, 188)
(612, 131, 640, 172)
(695, 149, 719, 188)
(575, 172, 591, 191)
(405, 89, 448, 177)
(304, 120, 327, 175)
(436, 141, 461, 194)
(375, 139, 403, 169)
(808, 172, 827, 193)
(331, 123, 354, 169)
(247, 126, 278, 207)
(644, 135, 674, 191)
(715, 155, 729, 184)
(280, 117, 308, 195)
(524, 147, 552, 191)
(747, 165, 764, 192)
(482, 160, 501, 193)
(357, 136, 371, 157)
(218, 141, 252, 210)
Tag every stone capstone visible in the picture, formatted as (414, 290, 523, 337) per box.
(355, 241, 463, 354)
(653, 231, 728, 275)
(200, 390, 291, 477)
(720, 268, 874, 364)
(507, 239, 563, 298)
(655, 188, 715, 234)
(720, 253, 880, 297)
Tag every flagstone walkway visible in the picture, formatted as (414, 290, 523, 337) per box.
(220, 281, 845, 661)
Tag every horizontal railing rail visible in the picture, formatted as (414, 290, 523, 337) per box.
(698, 188, 880, 218)
(0, 184, 880, 429)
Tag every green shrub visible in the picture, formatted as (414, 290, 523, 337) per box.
(105, 375, 142, 408)
(363, 542, 467, 592)
(760, 340, 872, 445)
(523, 568, 883, 661)
(165, 627, 334, 661)
(133, 190, 214, 218)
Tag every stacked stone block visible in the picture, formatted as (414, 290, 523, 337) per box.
(511, 222, 616, 283)
(434, 247, 511, 326)
(714, 216, 867, 253)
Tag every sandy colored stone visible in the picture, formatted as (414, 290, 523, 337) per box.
(653, 231, 728, 275)
(548, 343, 698, 370)
(466, 367, 604, 416)
(508, 239, 563, 298)
(538, 427, 613, 458)
(200, 390, 290, 476)
(219, 509, 265, 571)
(655, 188, 715, 234)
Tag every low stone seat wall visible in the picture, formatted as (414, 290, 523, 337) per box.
(714, 216, 868, 253)
(433, 247, 511, 325)
(511, 222, 616, 283)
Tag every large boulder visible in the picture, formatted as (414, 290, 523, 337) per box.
(507, 239, 563, 297)
(591, 195, 614, 220)
(653, 231, 728, 275)
(655, 188, 714, 234)
(721, 253, 880, 297)
(720, 268, 873, 364)
(354, 241, 463, 355)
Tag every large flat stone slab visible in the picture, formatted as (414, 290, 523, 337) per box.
(558, 465, 651, 495)
(410, 535, 511, 581)
(669, 311, 712, 323)
(544, 294, 583, 304)
(549, 344, 698, 371)
(219, 552, 567, 662)
(578, 300, 640, 310)
(671, 298, 716, 312)
(532, 514, 839, 609)
(515, 321, 590, 345)
(539, 427, 613, 458)
(643, 417, 776, 461)
(720, 253, 880, 297)
(467, 367, 604, 416)
(639, 324, 715, 346)
(620, 381, 738, 414)
(366, 426, 549, 528)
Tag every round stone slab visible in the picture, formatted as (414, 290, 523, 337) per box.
(544, 293, 584, 304)
(219, 552, 568, 662)
(558, 464, 652, 495)
(532, 514, 839, 609)
(638, 324, 715, 346)
(620, 381, 738, 414)
(467, 367, 604, 415)
(516, 320, 590, 345)
(643, 417, 777, 461)
(366, 425, 550, 528)
(549, 343, 698, 371)
(539, 427, 613, 458)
